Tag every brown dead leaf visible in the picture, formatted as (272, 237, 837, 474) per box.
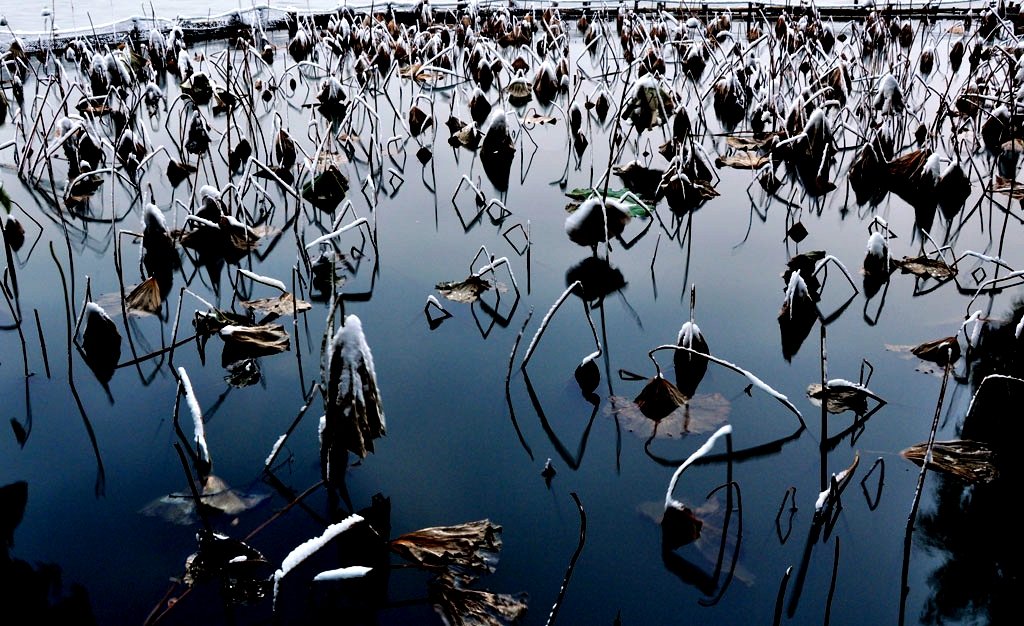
(894, 255, 956, 279)
(990, 175, 1024, 199)
(725, 134, 778, 150)
(390, 520, 502, 584)
(218, 323, 290, 355)
(430, 582, 528, 626)
(911, 336, 961, 365)
(125, 276, 163, 314)
(807, 382, 873, 415)
(436, 275, 492, 303)
(901, 440, 998, 483)
(240, 292, 312, 317)
(716, 150, 769, 169)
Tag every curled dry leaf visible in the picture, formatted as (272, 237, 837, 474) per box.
(390, 520, 502, 585)
(990, 174, 1024, 199)
(125, 276, 163, 314)
(900, 439, 999, 484)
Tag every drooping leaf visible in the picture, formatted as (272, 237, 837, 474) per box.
(436, 275, 493, 304)
(815, 452, 860, 517)
(301, 164, 350, 212)
(390, 520, 502, 585)
(240, 292, 312, 317)
(911, 336, 961, 365)
(900, 439, 999, 484)
(322, 315, 385, 484)
(81, 303, 122, 383)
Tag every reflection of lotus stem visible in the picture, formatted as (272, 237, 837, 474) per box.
(649, 344, 806, 428)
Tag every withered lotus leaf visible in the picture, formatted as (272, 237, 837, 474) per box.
(390, 520, 502, 584)
(807, 382, 871, 415)
(715, 150, 769, 169)
(911, 336, 961, 365)
(184, 529, 272, 606)
(218, 323, 290, 355)
(633, 375, 687, 421)
(82, 303, 122, 383)
(301, 164, 350, 212)
(240, 292, 312, 317)
(437, 275, 493, 304)
(610, 392, 730, 438)
(661, 503, 703, 551)
(125, 276, 163, 314)
(900, 439, 999, 484)
(429, 579, 529, 626)
(895, 255, 956, 280)
(322, 315, 385, 484)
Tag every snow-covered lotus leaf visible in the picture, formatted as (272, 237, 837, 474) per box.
(429, 579, 529, 626)
(436, 275, 493, 304)
(322, 315, 385, 484)
(900, 440, 999, 484)
(610, 391, 730, 438)
(391, 520, 503, 585)
(240, 292, 312, 317)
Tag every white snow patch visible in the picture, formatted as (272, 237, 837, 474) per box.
(177, 367, 210, 465)
(313, 566, 372, 581)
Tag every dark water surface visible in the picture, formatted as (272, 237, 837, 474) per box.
(1, 6, 1022, 626)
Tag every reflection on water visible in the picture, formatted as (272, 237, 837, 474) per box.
(2, 4, 1024, 626)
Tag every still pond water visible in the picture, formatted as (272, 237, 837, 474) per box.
(2, 4, 1023, 626)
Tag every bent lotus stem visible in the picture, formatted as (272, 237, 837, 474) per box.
(664, 424, 733, 510)
(521, 280, 601, 371)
